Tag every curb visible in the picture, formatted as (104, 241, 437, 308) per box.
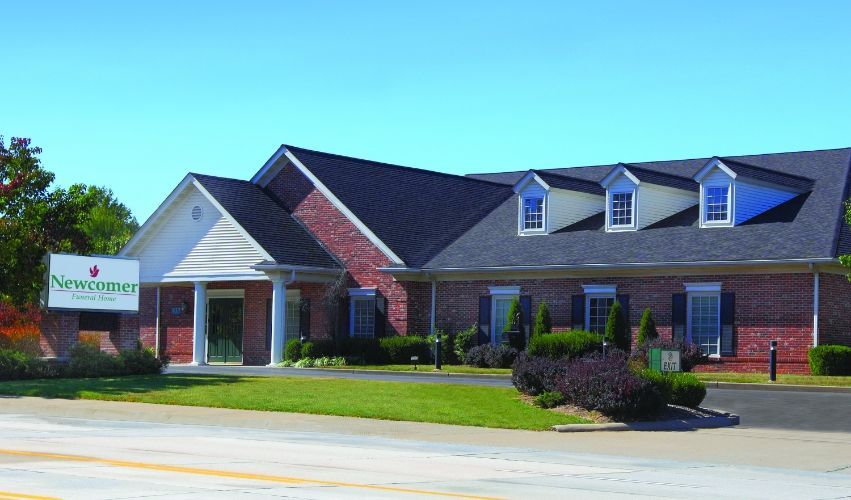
(552, 412, 740, 432)
(703, 381, 851, 394)
(293, 367, 512, 381)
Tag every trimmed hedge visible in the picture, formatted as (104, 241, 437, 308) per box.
(340, 338, 385, 364)
(0, 344, 166, 381)
(527, 330, 600, 360)
(465, 344, 517, 368)
(511, 352, 568, 396)
(808, 345, 851, 376)
(555, 350, 665, 419)
(379, 336, 431, 364)
(638, 369, 706, 408)
(0, 349, 50, 380)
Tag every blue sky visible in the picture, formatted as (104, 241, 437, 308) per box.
(4, 1, 851, 222)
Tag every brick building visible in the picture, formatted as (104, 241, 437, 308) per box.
(45, 145, 851, 373)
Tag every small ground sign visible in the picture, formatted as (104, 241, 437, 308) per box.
(649, 348, 682, 372)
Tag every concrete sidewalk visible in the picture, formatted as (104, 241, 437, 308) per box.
(1, 396, 849, 473)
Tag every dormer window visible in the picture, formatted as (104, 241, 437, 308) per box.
(609, 191, 634, 227)
(704, 186, 730, 223)
(522, 197, 544, 231)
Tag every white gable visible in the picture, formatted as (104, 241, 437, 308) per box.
(129, 185, 267, 282)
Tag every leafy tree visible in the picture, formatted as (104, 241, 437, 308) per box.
(605, 300, 630, 351)
(504, 297, 526, 350)
(533, 300, 552, 337)
(636, 307, 658, 346)
(74, 185, 139, 255)
(841, 199, 851, 279)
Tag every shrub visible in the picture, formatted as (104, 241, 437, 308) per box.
(504, 298, 526, 351)
(0, 348, 49, 380)
(533, 301, 552, 338)
(638, 369, 707, 408)
(511, 352, 568, 396)
(555, 350, 665, 419)
(527, 330, 600, 360)
(119, 345, 167, 375)
(426, 330, 456, 364)
(465, 344, 517, 368)
(300, 341, 316, 359)
(534, 391, 565, 409)
(808, 345, 851, 375)
(636, 308, 658, 347)
(605, 300, 630, 351)
(379, 336, 431, 364)
(294, 357, 314, 368)
(78, 332, 101, 347)
(453, 324, 478, 363)
(285, 339, 302, 362)
(0, 302, 42, 357)
(631, 339, 705, 372)
(341, 338, 385, 364)
(309, 339, 335, 358)
(66, 343, 123, 378)
(312, 356, 346, 367)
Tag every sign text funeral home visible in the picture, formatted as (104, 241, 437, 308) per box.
(43, 254, 140, 313)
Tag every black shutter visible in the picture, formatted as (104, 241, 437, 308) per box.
(265, 298, 272, 350)
(571, 294, 585, 331)
(299, 298, 310, 340)
(672, 294, 686, 342)
(520, 295, 532, 344)
(616, 294, 630, 346)
(375, 296, 387, 338)
(338, 296, 349, 339)
(720, 292, 735, 356)
(478, 296, 491, 345)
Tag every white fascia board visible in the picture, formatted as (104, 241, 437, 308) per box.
(600, 164, 640, 189)
(684, 282, 722, 292)
(143, 273, 270, 284)
(250, 145, 288, 187)
(119, 174, 195, 257)
(582, 284, 617, 294)
(513, 170, 550, 193)
(283, 148, 406, 265)
(190, 177, 275, 262)
(694, 158, 737, 182)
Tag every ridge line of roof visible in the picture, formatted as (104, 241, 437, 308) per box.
(717, 157, 816, 183)
(531, 169, 605, 187)
(284, 145, 514, 189)
(829, 155, 851, 258)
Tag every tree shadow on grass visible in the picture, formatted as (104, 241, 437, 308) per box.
(0, 374, 248, 399)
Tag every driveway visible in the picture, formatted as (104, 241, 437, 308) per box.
(168, 364, 851, 433)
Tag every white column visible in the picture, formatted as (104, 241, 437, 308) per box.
(269, 278, 287, 365)
(813, 270, 820, 347)
(430, 279, 437, 335)
(191, 281, 207, 365)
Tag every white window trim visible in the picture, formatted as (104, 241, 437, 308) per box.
(700, 182, 735, 228)
(582, 284, 617, 295)
(518, 194, 548, 235)
(348, 288, 377, 338)
(684, 282, 722, 293)
(585, 293, 616, 332)
(687, 291, 722, 358)
(606, 189, 637, 231)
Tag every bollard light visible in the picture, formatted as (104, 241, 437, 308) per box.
(769, 340, 777, 382)
(434, 335, 442, 370)
(602, 339, 608, 358)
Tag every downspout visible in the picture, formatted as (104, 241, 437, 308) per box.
(429, 276, 437, 335)
(810, 263, 819, 347)
(154, 286, 161, 358)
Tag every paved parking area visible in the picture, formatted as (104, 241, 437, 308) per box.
(0, 397, 848, 499)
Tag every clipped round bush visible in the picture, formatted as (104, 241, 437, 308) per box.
(534, 391, 565, 409)
(300, 341, 316, 359)
(119, 346, 166, 375)
(285, 339, 302, 362)
(637, 369, 706, 408)
(465, 344, 517, 368)
(527, 330, 600, 360)
(511, 352, 568, 396)
(808, 345, 851, 376)
(379, 335, 431, 364)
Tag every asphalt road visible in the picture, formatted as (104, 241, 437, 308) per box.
(0, 397, 848, 499)
(168, 364, 851, 432)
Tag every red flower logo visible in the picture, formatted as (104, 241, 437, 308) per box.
(89, 265, 100, 278)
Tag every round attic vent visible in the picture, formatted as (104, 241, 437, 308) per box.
(191, 205, 203, 221)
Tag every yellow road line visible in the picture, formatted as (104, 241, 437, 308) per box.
(0, 448, 500, 499)
(0, 491, 60, 500)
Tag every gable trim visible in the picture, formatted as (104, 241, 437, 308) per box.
(694, 158, 737, 183)
(119, 174, 194, 257)
(513, 170, 550, 193)
(281, 148, 406, 265)
(600, 164, 640, 188)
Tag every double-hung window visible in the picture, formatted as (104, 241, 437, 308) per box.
(687, 292, 721, 356)
(522, 197, 544, 231)
(586, 295, 615, 334)
(489, 286, 520, 344)
(349, 289, 377, 338)
(610, 192, 634, 227)
(704, 186, 730, 223)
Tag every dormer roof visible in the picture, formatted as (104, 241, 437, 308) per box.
(694, 157, 815, 192)
(514, 169, 605, 196)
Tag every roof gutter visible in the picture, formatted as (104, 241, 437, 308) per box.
(251, 263, 341, 274)
(380, 257, 840, 275)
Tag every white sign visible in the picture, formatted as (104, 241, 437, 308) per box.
(43, 254, 140, 312)
(661, 349, 681, 372)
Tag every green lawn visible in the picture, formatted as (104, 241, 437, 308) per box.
(694, 372, 851, 387)
(0, 374, 584, 430)
(324, 364, 513, 375)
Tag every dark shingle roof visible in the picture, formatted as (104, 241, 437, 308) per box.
(427, 148, 851, 268)
(192, 173, 339, 269)
(718, 158, 815, 191)
(835, 170, 851, 257)
(533, 170, 605, 196)
(285, 145, 514, 267)
(623, 164, 699, 192)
